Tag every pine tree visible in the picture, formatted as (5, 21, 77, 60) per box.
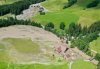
(60, 22, 65, 30)
(97, 62, 100, 69)
(45, 22, 54, 31)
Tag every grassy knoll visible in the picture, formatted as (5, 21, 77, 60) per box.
(72, 60, 96, 69)
(33, 10, 79, 29)
(89, 37, 100, 53)
(3, 38, 40, 54)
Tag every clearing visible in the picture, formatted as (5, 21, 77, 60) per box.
(2, 38, 40, 54)
(33, 0, 100, 28)
(0, 0, 20, 5)
(0, 25, 63, 63)
(33, 10, 78, 28)
(89, 37, 100, 54)
(72, 60, 96, 69)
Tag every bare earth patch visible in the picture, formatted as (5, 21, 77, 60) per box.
(0, 25, 98, 65)
(0, 25, 61, 64)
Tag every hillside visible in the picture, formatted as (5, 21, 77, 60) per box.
(0, 25, 97, 69)
(0, 0, 99, 69)
(0, 25, 61, 63)
(33, 0, 100, 28)
(89, 37, 100, 54)
(0, 0, 21, 5)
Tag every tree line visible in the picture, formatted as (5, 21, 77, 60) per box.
(0, 0, 45, 16)
(0, 17, 42, 28)
(63, 0, 77, 9)
(44, 21, 100, 56)
(67, 21, 100, 37)
(44, 21, 100, 37)
(87, 0, 100, 8)
(67, 21, 100, 56)
(63, 0, 100, 9)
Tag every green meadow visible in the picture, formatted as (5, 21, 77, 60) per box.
(89, 37, 100, 53)
(41, 0, 68, 11)
(33, 0, 100, 28)
(34, 11, 79, 28)
(0, 0, 20, 5)
(0, 43, 5, 49)
(0, 62, 69, 69)
(72, 60, 96, 69)
(0, 60, 97, 69)
(2, 38, 40, 54)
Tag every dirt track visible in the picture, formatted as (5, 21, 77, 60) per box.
(16, 3, 48, 20)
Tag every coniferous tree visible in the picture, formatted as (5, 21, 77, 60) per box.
(95, 53, 100, 61)
(63, 0, 77, 8)
(0, 0, 45, 16)
(68, 22, 75, 36)
(45, 22, 54, 31)
(97, 62, 100, 69)
(87, 0, 100, 8)
(60, 22, 65, 30)
(88, 21, 100, 33)
(0, 17, 42, 28)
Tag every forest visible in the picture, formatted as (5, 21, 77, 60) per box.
(0, 17, 42, 28)
(0, 0, 45, 16)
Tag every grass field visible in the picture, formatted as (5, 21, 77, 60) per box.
(23, 63, 68, 69)
(0, 38, 98, 69)
(0, 60, 96, 69)
(0, 62, 69, 69)
(72, 60, 96, 69)
(0, 0, 20, 5)
(0, 42, 9, 62)
(33, 0, 79, 29)
(3, 38, 40, 54)
(0, 50, 9, 62)
(69, 7, 100, 27)
(41, 0, 68, 11)
(89, 37, 100, 53)
(34, 10, 79, 28)
(0, 43, 5, 49)
(33, 0, 100, 28)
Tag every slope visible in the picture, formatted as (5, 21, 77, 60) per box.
(33, 0, 100, 28)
